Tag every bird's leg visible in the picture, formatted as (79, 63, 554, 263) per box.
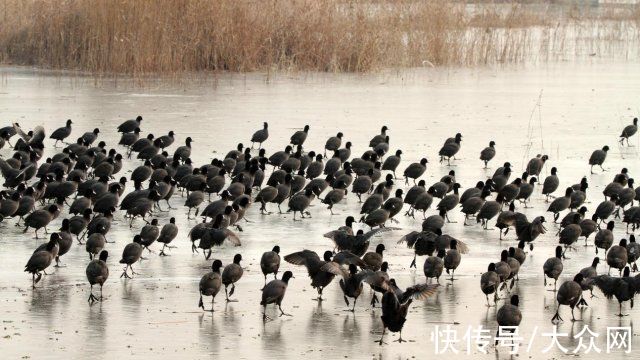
(313, 287, 324, 302)
(54, 256, 65, 268)
(410, 254, 417, 268)
(394, 330, 406, 343)
(376, 327, 386, 345)
(159, 244, 168, 256)
(165, 199, 175, 210)
(371, 294, 378, 307)
(204, 297, 215, 313)
(578, 297, 589, 307)
(88, 284, 98, 304)
(129, 265, 140, 276)
(571, 306, 581, 322)
(600, 165, 606, 172)
(616, 303, 628, 317)
(278, 305, 291, 317)
(551, 306, 563, 323)
(448, 269, 457, 282)
(350, 297, 357, 312)
(120, 268, 132, 279)
(343, 295, 350, 307)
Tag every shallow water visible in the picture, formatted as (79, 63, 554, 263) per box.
(0, 61, 639, 359)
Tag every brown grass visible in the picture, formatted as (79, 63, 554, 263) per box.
(0, 0, 638, 75)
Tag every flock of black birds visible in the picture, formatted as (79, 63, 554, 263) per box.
(3, 115, 639, 344)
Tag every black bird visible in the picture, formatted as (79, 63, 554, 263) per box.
(444, 239, 462, 281)
(363, 244, 386, 271)
(174, 137, 193, 161)
(594, 220, 614, 254)
(607, 239, 628, 276)
(526, 154, 548, 177)
(117, 115, 142, 133)
(542, 167, 559, 202)
(287, 187, 315, 220)
(222, 254, 244, 302)
(49, 119, 73, 147)
(290, 125, 309, 147)
(577, 257, 600, 305)
(119, 235, 144, 279)
(403, 158, 428, 185)
(86, 250, 109, 304)
(424, 249, 446, 284)
(119, 127, 141, 147)
(589, 145, 609, 174)
(627, 235, 639, 271)
(495, 295, 522, 344)
(24, 235, 58, 287)
(439, 133, 461, 166)
(321, 263, 379, 312)
(592, 267, 638, 316)
(251, 122, 269, 149)
(480, 141, 496, 168)
(260, 246, 281, 285)
(81, 128, 100, 146)
(324, 132, 342, 157)
(551, 274, 583, 323)
(436, 183, 461, 223)
(377, 280, 439, 345)
(23, 205, 58, 238)
(261, 270, 294, 321)
(370, 126, 389, 148)
(382, 149, 402, 178)
(547, 187, 573, 222)
(284, 250, 336, 301)
(543, 246, 563, 291)
(199, 259, 223, 312)
(619, 117, 638, 146)
(157, 217, 178, 256)
(481, 263, 500, 306)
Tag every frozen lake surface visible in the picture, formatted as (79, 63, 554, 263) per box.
(0, 61, 639, 359)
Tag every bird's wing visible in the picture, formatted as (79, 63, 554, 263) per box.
(402, 283, 440, 302)
(319, 261, 349, 278)
(362, 227, 393, 240)
(223, 229, 242, 246)
(284, 250, 320, 267)
(397, 231, 418, 246)
(13, 123, 29, 141)
(16, 164, 34, 179)
(355, 269, 378, 284)
(455, 239, 470, 254)
(633, 275, 640, 294)
(334, 251, 367, 267)
(30, 126, 46, 144)
(323, 230, 340, 239)
(592, 275, 618, 299)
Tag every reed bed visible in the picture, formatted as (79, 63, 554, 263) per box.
(0, 0, 638, 75)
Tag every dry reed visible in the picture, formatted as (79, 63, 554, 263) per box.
(0, 0, 638, 75)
